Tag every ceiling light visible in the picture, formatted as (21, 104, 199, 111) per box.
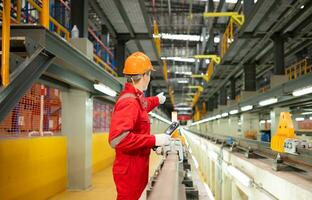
(259, 98, 278, 106)
(153, 33, 202, 41)
(267, 120, 271, 123)
(178, 80, 189, 84)
(310, 117, 312, 120)
(301, 111, 312, 115)
(300, 5, 305, 9)
(214, 36, 220, 43)
(205, 59, 210, 64)
(292, 86, 312, 96)
(229, 109, 239, 115)
(241, 105, 253, 112)
(216, 114, 222, 119)
(259, 120, 265, 124)
(295, 117, 304, 122)
(94, 83, 117, 97)
(175, 107, 192, 111)
(175, 71, 192, 75)
(227, 165, 253, 187)
(221, 112, 229, 117)
(161, 57, 196, 63)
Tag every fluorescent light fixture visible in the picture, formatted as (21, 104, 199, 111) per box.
(259, 120, 265, 124)
(175, 71, 192, 75)
(241, 105, 253, 112)
(208, 151, 218, 161)
(175, 107, 192, 111)
(94, 83, 117, 97)
(216, 114, 222, 119)
(302, 111, 312, 115)
(259, 98, 278, 106)
(149, 112, 172, 124)
(153, 33, 202, 41)
(238, 122, 242, 125)
(214, 36, 220, 43)
(229, 109, 239, 115)
(227, 165, 253, 187)
(295, 117, 304, 122)
(177, 80, 189, 84)
(221, 112, 229, 117)
(161, 57, 196, 63)
(267, 120, 271, 123)
(310, 117, 312, 120)
(292, 86, 312, 96)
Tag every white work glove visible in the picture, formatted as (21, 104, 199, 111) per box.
(155, 134, 171, 146)
(157, 92, 166, 104)
(155, 146, 163, 155)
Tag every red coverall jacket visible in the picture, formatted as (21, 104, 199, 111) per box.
(109, 83, 159, 200)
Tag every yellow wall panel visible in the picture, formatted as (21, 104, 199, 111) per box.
(0, 136, 67, 200)
(92, 133, 115, 174)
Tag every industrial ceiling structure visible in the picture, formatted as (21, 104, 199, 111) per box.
(88, 0, 312, 118)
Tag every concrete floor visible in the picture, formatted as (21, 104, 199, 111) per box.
(50, 152, 163, 200)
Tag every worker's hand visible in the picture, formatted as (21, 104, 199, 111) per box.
(155, 146, 163, 155)
(155, 134, 171, 146)
(157, 92, 166, 104)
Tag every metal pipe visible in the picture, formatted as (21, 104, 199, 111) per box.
(1, 0, 11, 87)
(40, 0, 50, 29)
(16, 0, 21, 23)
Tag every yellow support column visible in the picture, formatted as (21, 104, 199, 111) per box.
(16, 0, 21, 23)
(41, 0, 50, 29)
(1, 0, 11, 87)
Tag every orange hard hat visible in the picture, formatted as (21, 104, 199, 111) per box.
(123, 52, 155, 75)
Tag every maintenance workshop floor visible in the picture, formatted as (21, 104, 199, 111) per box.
(50, 152, 163, 200)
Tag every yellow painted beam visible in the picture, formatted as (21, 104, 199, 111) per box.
(203, 12, 244, 26)
(1, 0, 10, 87)
(16, 0, 21, 23)
(193, 54, 221, 64)
(192, 74, 207, 78)
(203, 12, 239, 17)
(41, 0, 50, 29)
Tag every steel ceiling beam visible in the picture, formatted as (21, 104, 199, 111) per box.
(89, 0, 117, 38)
(113, 0, 144, 52)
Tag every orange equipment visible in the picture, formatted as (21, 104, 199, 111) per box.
(171, 129, 186, 145)
(271, 112, 295, 152)
(123, 52, 155, 75)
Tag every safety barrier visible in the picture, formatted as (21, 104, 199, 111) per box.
(27, 0, 70, 40)
(0, 83, 62, 136)
(285, 58, 312, 80)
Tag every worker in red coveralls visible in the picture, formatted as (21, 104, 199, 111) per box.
(109, 52, 171, 200)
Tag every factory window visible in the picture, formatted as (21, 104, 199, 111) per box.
(93, 99, 114, 133)
(0, 84, 62, 136)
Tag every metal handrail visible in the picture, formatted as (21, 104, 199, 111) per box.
(285, 58, 311, 80)
(93, 54, 118, 77)
(27, 0, 70, 40)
